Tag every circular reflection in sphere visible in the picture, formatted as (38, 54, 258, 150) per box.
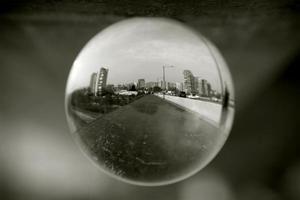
(65, 18, 235, 186)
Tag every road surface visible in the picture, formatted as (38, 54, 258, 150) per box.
(76, 95, 221, 183)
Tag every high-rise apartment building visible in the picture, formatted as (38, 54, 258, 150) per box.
(167, 82, 176, 90)
(89, 72, 97, 94)
(183, 70, 194, 94)
(207, 82, 212, 96)
(201, 79, 209, 96)
(89, 68, 109, 96)
(176, 82, 184, 91)
(137, 79, 145, 89)
(145, 82, 157, 89)
(96, 67, 108, 95)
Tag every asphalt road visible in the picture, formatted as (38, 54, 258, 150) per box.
(77, 94, 220, 183)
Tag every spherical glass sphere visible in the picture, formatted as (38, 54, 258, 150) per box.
(65, 17, 235, 186)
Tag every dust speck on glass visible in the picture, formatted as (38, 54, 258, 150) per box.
(65, 17, 235, 186)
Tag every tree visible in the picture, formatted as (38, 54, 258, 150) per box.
(129, 85, 137, 91)
(153, 86, 162, 92)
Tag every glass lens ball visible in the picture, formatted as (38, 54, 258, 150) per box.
(65, 18, 235, 186)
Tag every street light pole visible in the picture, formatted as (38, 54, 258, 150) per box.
(162, 65, 174, 99)
(162, 66, 166, 99)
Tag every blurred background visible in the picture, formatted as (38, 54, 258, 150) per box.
(0, 0, 299, 199)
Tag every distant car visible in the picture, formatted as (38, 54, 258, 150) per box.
(212, 97, 218, 102)
(179, 91, 186, 98)
(188, 94, 200, 99)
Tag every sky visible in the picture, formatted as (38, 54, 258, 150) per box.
(66, 18, 225, 94)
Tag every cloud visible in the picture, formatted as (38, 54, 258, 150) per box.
(67, 18, 222, 93)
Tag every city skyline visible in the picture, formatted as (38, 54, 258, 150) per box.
(89, 67, 220, 97)
(84, 64, 221, 92)
(67, 18, 222, 94)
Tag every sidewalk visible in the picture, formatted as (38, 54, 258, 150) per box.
(155, 94, 222, 125)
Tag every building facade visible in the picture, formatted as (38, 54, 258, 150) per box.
(183, 70, 195, 94)
(167, 82, 176, 90)
(176, 82, 184, 91)
(137, 79, 145, 89)
(201, 79, 209, 96)
(145, 82, 157, 89)
(96, 67, 108, 95)
(89, 72, 97, 94)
